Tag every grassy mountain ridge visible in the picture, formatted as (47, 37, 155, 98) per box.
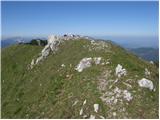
(1, 39, 159, 118)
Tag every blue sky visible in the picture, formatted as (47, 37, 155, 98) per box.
(2, 1, 158, 38)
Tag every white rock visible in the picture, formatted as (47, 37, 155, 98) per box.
(114, 87, 121, 94)
(34, 35, 62, 65)
(31, 59, 34, 65)
(48, 35, 56, 44)
(35, 56, 43, 64)
(113, 112, 116, 116)
(99, 115, 105, 119)
(61, 64, 65, 67)
(30, 34, 84, 67)
(113, 98, 118, 104)
(79, 108, 83, 115)
(153, 88, 156, 92)
(145, 68, 151, 76)
(83, 115, 88, 118)
(83, 99, 87, 105)
(123, 90, 133, 101)
(94, 104, 99, 113)
(75, 57, 102, 72)
(101, 62, 105, 65)
(89, 114, 95, 119)
(48, 35, 61, 51)
(72, 100, 78, 106)
(106, 61, 110, 65)
(115, 64, 127, 78)
(75, 58, 92, 72)
(94, 57, 101, 65)
(41, 44, 50, 54)
(150, 61, 154, 64)
(30, 59, 34, 69)
(41, 47, 50, 58)
(110, 96, 115, 101)
(63, 33, 81, 40)
(138, 78, 154, 90)
(66, 74, 70, 78)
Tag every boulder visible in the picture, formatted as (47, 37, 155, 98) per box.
(115, 64, 127, 78)
(75, 58, 92, 72)
(75, 57, 102, 72)
(94, 104, 99, 113)
(138, 78, 154, 91)
(48, 35, 62, 52)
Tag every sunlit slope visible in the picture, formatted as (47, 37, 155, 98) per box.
(2, 39, 159, 118)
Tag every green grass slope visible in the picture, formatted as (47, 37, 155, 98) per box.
(1, 39, 159, 118)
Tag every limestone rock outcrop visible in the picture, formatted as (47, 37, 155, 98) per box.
(29, 34, 82, 69)
(75, 57, 102, 72)
(115, 64, 127, 78)
(138, 78, 154, 91)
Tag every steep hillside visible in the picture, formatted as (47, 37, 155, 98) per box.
(1, 38, 159, 119)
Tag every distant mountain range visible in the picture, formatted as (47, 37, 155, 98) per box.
(1, 37, 22, 48)
(1, 37, 47, 48)
(1, 37, 32, 48)
(128, 47, 159, 62)
(94, 36, 159, 49)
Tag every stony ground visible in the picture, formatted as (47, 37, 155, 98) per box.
(1, 38, 159, 118)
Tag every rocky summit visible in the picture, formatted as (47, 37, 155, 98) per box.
(1, 34, 159, 119)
